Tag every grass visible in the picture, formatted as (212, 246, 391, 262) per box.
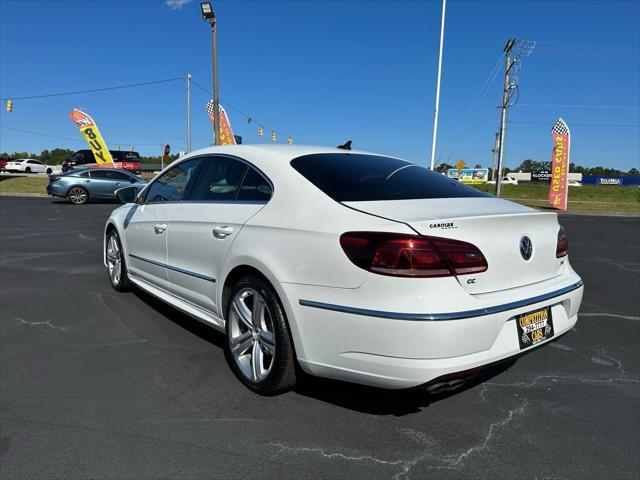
(0, 176, 48, 195)
(473, 183, 640, 213)
(0, 174, 638, 214)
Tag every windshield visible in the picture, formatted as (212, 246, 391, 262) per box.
(290, 153, 492, 202)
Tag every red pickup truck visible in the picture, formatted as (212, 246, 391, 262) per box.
(61, 149, 141, 174)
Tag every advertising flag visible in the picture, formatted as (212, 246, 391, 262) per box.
(69, 109, 114, 165)
(548, 118, 570, 210)
(205, 100, 236, 145)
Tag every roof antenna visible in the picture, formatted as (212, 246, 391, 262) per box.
(337, 140, 352, 150)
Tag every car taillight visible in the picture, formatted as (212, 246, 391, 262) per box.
(340, 232, 488, 278)
(556, 225, 568, 258)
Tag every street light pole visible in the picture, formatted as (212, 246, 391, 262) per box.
(201, 2, 220, 146)
(186, 73, 191, 152)
(429, 0, 446, 171)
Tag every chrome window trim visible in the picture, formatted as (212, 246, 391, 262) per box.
(129, 253, 216, 283)
(140, 153, 274, 206)
(299, 280, 583, 321)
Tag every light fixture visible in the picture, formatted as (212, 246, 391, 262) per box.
(200, 2, 215, 21)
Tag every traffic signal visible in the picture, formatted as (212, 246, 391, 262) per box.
(6, 99, 13, 112)
(288, 137, 293, 144)
(258, 127, 263, 136)
(271, 131, 276, 142)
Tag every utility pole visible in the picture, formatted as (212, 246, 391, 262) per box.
(495, 39, 517, 197)
(201, 2, 220, 146)
(429, 0, 446, 170)
(186, 73, 191, 152)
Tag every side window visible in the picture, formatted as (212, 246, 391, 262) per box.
(189, 156, 247, 201)
(144, 158, 201, 203)
(90, 170, 111, 179)
(238, 168, 272, 202)
(110, 170, 131, 181)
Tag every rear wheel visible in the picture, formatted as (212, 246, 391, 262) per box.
(25, 167, 31, 173)
(106, 231, 130, 291)
(67, 186, 88, 205)
(225, 275, 297, 395)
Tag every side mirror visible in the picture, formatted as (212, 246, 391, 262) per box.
(115, 186, 139, 204)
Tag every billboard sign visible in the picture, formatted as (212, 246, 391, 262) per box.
(447, 168, 489, 184)
(532, 170, 552, 183)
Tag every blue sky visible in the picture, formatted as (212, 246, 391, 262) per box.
(1, 0, 638, 170)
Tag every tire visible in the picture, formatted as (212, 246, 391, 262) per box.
(224, 275, 297, 395)
(25, 167, 31, 173)
(67, 186, 88, 205)
(46, 168, 52, 174)
(105, 230, 130, 292)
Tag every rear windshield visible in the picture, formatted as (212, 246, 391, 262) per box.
(290, 153, 492, 202)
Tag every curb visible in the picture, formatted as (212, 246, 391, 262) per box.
(0, 193, 49, 198)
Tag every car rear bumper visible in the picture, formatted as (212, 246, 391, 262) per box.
(282, 274, 583, 389)
(46, 183, 67, 198)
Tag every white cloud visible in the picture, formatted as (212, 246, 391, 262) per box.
(165, 0, 192, 10)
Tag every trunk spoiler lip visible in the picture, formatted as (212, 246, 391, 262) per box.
(299, 279, 583, 321)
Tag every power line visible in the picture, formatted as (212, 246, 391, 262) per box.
(190, 79, 294, 139)
(518, 103, 639, 110)
(0, 77, 185, 101)
(510, 120, 639, 128)
(0, 125, 185, 148)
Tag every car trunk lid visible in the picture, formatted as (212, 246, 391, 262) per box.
(344, 197, 564, 294)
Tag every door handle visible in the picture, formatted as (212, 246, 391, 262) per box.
(154, 224, 168, 234)
(212, 225, 234, 238)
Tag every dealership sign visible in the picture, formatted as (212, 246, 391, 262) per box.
(447, 168, 489, 184)
(69, 109, 114, 165)
(532, 170, 552, 183)
(548, 118, 570, 210)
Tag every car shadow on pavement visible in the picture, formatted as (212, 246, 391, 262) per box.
(130, 286, 516, 416)
(132, 288, 226, 350)
(292, 360, 517, 417)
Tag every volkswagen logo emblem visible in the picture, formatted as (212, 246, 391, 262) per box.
(520, 236, 533, 261)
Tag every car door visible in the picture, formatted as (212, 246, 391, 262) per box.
(87, 170, 117, 198)
(123, 158, 202, 292)
(165, 155, 272, 317)
(107, 170, 136, 198)
(29, 160, 45, 173)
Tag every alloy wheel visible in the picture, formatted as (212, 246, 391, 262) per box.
(228, 288, 277, 383)
(68, 187, 87, 205)
(106, 235, 122, 286)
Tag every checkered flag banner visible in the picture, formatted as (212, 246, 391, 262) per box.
(205, 99, 219, 116)
(551, 118, 570, 136)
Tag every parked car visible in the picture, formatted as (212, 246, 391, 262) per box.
(103, 145, 583, 395)
(4, 158, 52, 174)
(487, 175, 518, 185)
(47, 168, 146, 205)
(61, 149, 142, 174)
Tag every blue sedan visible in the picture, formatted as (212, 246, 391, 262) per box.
(46, 168, 147, 205)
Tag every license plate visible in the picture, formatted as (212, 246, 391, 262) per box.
(516, 306, 554, 350)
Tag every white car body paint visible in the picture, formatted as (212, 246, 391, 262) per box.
(104, 145, 583, 389)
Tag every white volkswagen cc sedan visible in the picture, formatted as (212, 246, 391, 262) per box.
(103, 145, 583, 395)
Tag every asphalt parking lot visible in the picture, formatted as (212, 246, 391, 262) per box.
(1, 196, 638, 480)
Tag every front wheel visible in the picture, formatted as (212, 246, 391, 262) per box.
(225, 275, 297, 395)
(67, 186, 88, 205)
(106, 231, 130, 291)
(46, 168, 52, 174)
